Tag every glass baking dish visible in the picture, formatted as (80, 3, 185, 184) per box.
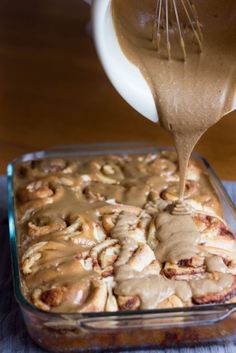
(7, 142, 236, 352)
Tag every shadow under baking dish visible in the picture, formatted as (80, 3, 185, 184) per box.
(7, 142, 236, 352)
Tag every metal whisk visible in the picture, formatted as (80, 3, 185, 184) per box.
(152, 0, 203, 60)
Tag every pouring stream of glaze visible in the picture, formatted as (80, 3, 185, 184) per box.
(112, 0, 236, 203)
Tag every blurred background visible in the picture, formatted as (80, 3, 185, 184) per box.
(0, 0, 235, 178)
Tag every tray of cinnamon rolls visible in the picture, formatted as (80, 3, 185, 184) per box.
(7, 143, 236, 352)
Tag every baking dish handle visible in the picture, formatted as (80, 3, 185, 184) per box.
(80, 307, 235, 331)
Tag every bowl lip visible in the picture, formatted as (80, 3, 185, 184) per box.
(7, 141, 236, 322)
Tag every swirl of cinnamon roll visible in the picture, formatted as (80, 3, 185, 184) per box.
(192, 211, 234, 238)
(19, 180, 55, 203)
(163, 258, 206, 280)
(190, 211, 236, 271)
(18, 179, 65, 220)
(28, 216, 67, 238)
(31, 158, 78, 176)
(19, 174, 84, 202)
(88, 159, 124, 184)
(32, 278, 108, 313)
(160, 180, 199, 201)
(27, 212, 103, 245)
(21, 239, 95, 286)
(102, 209, 151, 244)
(18, 174, 92, 220)
(53, 213, 106, 244)
(89, 239, 120, 277)
(83, 182, 125, 203)
(136, 154, 177, 178)
(146, 157, 177, 177)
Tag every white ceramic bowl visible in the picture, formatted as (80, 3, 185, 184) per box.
(87, 0, 158, 123)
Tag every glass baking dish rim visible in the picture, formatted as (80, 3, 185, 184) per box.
(7, 142, 236, 321)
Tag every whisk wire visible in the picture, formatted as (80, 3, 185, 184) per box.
(165, 0, 171, 59)
(180, 0, 202, 51)
(186, 0, 203, 41)
(152, 0, 163, 51)
(152, 0, 203, 60)
(173, 0, 187, 60)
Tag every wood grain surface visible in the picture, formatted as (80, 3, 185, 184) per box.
(0, 0, 235, 178)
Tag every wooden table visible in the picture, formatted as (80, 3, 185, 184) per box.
(0, 0, 235, 178)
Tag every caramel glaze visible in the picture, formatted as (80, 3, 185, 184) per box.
(155, 210, 200, 263)
(115, 275, 192, 310)
(14, 153, 236, 312)
(111, 0, 236, 202)
(190, 273, 234, 298)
